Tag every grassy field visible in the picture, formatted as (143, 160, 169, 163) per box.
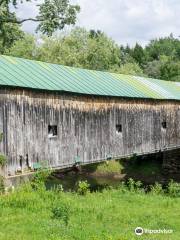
(0, 177, 179, 240)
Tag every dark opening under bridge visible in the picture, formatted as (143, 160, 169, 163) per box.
(0, 55, 179, 178)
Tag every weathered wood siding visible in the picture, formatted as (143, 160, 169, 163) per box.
(0, 89, 179, 175)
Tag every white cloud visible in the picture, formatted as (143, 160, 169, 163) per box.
(15, 0, 180, 46)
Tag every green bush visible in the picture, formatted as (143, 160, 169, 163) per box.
(31, 168, 52, 190)
(0, 154, 7, 166)
(126, 178, 143, 192)
(0, 133, 3, 142)
(77, 180, 90, 195)
(52, 203, 70, 225)
(0, 133, 6, 167)
(118, 181, 128, 193)
(167, 180, 180, 198)
(34, 168, 52, 182)
(0, 176, 5, 194)
(150, 182, 164, 195)
(54, 184, 64, 192)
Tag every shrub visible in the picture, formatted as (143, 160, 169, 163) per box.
(52, 203, 70, 225)
(0, 133, 6, 167)
(54, 184, 64, 192)
(150, 182, 164, 195)
(34, 168, 52, 182)
(127, 178, 135, 191)
(135, 180, 143, 189)
(0, 154, 7, 166)
(0, 133, 3, 142)
(31, 168, 52, 190)
(118, 181, 128, 193)
(126, 178, 143, 192)
(77, 180, 90, 195)
(0, 176, 5, 194)
(167, 180, 180, 198)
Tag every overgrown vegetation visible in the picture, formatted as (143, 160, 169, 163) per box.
(0, 175, 180, 239)
(84, 159, 124, 175)
(31, 168, 52, 190)
(0, 176, 5, 194)
(167, 180, 180, 198)
(150, 182, 164, 195)
(0, 133, 7, 167)
(0, 132, 6, 196)
(83, 157, 162, 179)
(126, 178, 143, 192)
(77, 180, 90, 195)
(52, 203, 70, 225)
(0, 154, 7, 166)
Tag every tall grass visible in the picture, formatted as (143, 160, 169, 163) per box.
(0, 177, 179, 240)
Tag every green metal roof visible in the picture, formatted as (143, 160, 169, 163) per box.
(0, 55, 180, 100)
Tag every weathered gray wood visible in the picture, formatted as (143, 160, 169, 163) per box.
(0, 88, 179, 176)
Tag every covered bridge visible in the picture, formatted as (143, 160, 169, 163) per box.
(0, 55, 179, 177)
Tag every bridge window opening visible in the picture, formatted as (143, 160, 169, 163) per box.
(161, 121, 167, 130)
(116, 124, 122, 134)
(48, 125, 57, 138)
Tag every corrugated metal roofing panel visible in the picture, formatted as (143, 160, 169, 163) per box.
(0, 55, 179, 100)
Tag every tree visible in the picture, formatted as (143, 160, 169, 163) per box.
(130, 43, 146, 67)
(144, 60, 162, 79)
(4, 34, 37, 59)
(160, 61, 180, 82)
(85, 31, 121, 70)
(111, 62, 144, 76)
(0, 0, 80, 51)
(0, 22, 24, 53)
(145, 34, 180, 61)
(120, 45, 137, 65)
(5, 23, 180, 82)
(89, 29, 103, 39)
(34, 28, 90, 66)
(21, 28, 122, 71)
(144, 55, 180, 81)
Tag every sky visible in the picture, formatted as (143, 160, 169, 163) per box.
(15, 0, 180, 47)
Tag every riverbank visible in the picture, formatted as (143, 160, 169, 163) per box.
(0, 178, 180, 240)
(81, 154, 180, 184)
(4, 154, 180, 192)
(48, 155, 180, 192)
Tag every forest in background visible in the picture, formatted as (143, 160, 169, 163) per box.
(1, 0, 180, 82)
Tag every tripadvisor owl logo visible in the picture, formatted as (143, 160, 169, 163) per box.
(135, 227, 144, 235)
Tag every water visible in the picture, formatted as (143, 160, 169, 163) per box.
(45, 159, 180, 192)
(46, 172, 122, 192)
